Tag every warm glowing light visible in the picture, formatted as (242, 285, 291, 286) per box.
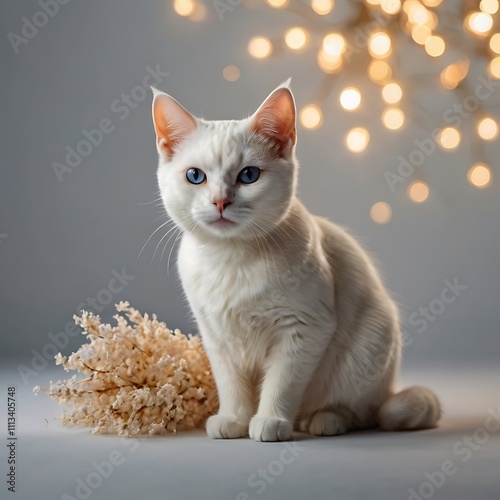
(248, 37, 273, 59)
(382, 108, 405, 130)
(467, 12, 494, 35)
(346, 127, 370, 153)
(409, 4, 431, 25)
(468, 164, 492, 188)
(422, 0, 442, 6)
(425, 35, 445, 57)
(323, 33, 346, 56)
(339, 87, 361, 111)
(403, 0, 416, 13)
(411, 25, 432, 45)
(317, 50, 343, 73)
(368, 60, 392, 83)
(490, 33, 500, 53)
(366, 0, 381, 5)
(408, 181, 429, 203)
(426, 11, 439, 30)
(223, 65, 240, 82)
(187, 2, 207, 22)
(440, 60, 470, 89)
(285, 27, 309, 50)
(300, 105, 323, 129)
(370, 202, 392, 224)
(380, 0, 401, 15)
(369, 32, 392, 58)
(437, 127, 461, 149)
(382, 82, 403, 104)
(478, 117, 499, 140)
(481, 0, 499, 14)
(311, 0, 334, 15)
(266, 0, 289, 7)
(489, 56, 500, 78)
(174, 0, 195, 16)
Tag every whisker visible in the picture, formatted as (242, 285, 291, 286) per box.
(137, 220, 172, 259)
(151, 224, 180, 265)
(166, 230, 183, 276)
(137, 197, 163, 206)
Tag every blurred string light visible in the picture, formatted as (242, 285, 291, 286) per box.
(370, 201, 392, 224)
(223, 65, 241, 82)
(175, 0, 499, 220)
(340, 87, 361, 110)
(285, 27, 309, 50)
(300, 104, 323, 129)
(437, 127, 461, 150)
(468, 163, 492, 188)
(247, 36, 273, 59)
(408, 180, 430, 203)
(346, 127, 370, 152)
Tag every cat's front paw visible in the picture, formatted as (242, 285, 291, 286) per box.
(249, 416, 293, 442)
(205, 415, 249, 439)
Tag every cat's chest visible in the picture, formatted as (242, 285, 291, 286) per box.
(178, 235, 269, 319)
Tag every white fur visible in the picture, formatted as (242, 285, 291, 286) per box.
(152, 83, 441, 442)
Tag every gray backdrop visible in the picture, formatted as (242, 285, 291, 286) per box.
(1, 0, 499, 369)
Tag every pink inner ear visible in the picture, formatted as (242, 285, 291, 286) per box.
(152, 93, 197, 157)
(252, 87, 296, 153)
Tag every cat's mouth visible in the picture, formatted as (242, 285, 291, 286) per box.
(209, 216, 236, 227)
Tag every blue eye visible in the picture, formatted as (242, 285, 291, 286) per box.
(238, 167, 260, 184)
(186, 168, 206, 185)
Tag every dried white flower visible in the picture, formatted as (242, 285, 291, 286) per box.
(35, 303, 218, 436)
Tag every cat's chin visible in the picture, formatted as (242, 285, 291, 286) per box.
(202, 217, 245, 239)
(209, 217, 236, 228)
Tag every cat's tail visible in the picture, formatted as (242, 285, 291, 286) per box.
(378, 386, 441, 431)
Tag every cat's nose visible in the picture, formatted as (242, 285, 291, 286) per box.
(213, 198, 232, 214)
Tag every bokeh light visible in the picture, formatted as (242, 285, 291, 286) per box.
(368, 60, 392, 83)
(369, 32, 392, 58)
(440, 60, 470, 89)
(370, 202, 392, 224)
(408, 181, 430, 203)
(266, 0, 289, 7)
(340, 87, 361, 111)
(223, 65, 240, 82)
(488, 56, 500, 78)
(323, 33, 346, 56)
(346, 127, 370, 153)
(248, 37, 273, 59)
(382, 82, 403, 104)
(382, 108, 405, 130)
(380, 0, 401, 15)
(300, 105, 323, 129)
(477, 117, 498, 140)
(173, 0, 195, 16)
(311, 0, 334, 15)
(468, 164, 492, 188)
(438, 127, 461, 149)
(425, 36, 445, 57)
(466, 12, 493, 35)
(285, 27, 309, 50)
(480, 0, 499, 14)
(489, 33, 500, 53)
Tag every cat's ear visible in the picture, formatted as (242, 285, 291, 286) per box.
(152, 89, 197, 158)
(251, 81, 296, 155)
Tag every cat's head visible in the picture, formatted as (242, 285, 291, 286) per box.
(152, 82, 298, 241)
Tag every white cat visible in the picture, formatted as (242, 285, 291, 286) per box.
(151, 81, 441, 442)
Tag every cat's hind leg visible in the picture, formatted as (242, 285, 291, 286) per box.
(298, 409, 352, 436)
